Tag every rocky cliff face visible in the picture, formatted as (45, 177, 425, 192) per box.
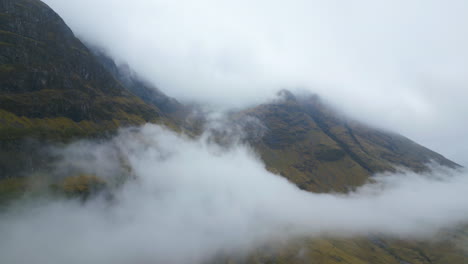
(0, 0, 173, 141)
(0, 0, 179, 178)
(94, 51, 183, 115)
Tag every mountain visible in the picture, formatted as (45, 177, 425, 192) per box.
(0, 1, 465, 264)
(0, 0, 176, 142)
(0, 0, 182, 178)
(237, 93, 464, 264)
(93, 50, 184, 116)
(242, 90, 459, 192)
(232, 92, 465, 264)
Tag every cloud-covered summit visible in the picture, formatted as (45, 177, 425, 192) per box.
(43, 0, 468, 165)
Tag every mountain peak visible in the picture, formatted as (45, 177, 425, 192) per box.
(243, 90, 459, 192)
(276, 89, 297, 102)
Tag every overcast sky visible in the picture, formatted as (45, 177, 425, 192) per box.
(44, 0, 468, 165)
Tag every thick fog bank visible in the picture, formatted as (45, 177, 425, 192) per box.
(1, 124, 467, 264)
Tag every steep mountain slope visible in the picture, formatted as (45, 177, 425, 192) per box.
(242, 91, 458, 192)
(0, 0, 175, 142)
(0, 0, 181, 178)
(93, 51, 193, 129)
(94, 51, 183, 115)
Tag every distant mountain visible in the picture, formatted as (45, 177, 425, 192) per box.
(242, 90, 459, 192)
(0, 1, 465, 264)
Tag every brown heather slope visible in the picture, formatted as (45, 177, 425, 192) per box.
(0, 1, 466, 263)
(242, 90, 459, 193)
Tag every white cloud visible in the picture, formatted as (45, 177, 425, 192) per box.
(1, 124, 467, 263)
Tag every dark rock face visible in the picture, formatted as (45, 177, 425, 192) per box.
(0, 0, 164, 123)
(94, 52, 183, 115)
(0, 0, 180, 177)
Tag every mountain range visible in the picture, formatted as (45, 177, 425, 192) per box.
(0, 0, 465, 263)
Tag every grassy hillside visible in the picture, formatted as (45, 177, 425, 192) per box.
(240, 236, 466, 264)
(241, 91, 458, 193)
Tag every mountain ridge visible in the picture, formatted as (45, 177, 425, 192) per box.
(0, 1, 465, 263)
(0, 0, 177, 142)
(238, 91, 459, 192)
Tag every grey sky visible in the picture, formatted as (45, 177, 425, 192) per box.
(43, 0, 468, 165)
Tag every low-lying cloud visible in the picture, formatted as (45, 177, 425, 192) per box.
(1, 124, 467, 264)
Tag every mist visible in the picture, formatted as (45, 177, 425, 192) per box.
(42, 0, 468, 165)
(1, 124, 467, 264)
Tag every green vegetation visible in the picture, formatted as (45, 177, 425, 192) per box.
(0, 173, 108, 205)
(0, 109, 118, 140)
(0, 41, 12, 46)
(241, 101, 371, 193)
(225, 237, 466, 264)
(60, 174, 106, 197)
(0, 177, 28, 203)
(240, 95, 458, 193)
(0, 64, 14, 72)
